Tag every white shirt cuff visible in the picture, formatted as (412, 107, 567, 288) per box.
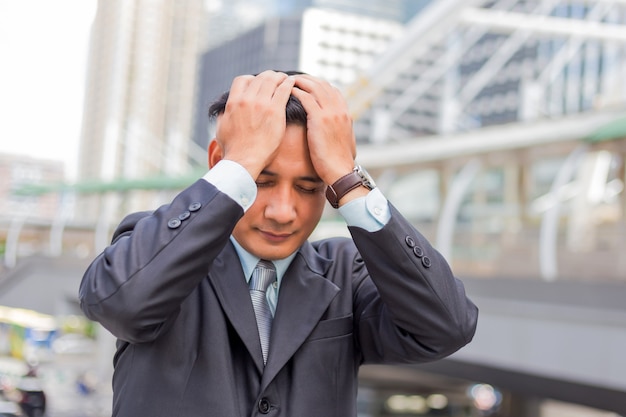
(338, 188, 390, 232)
(202, 160, 257, 211)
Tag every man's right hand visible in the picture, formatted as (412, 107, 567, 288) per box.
(215, 70, 295, 179)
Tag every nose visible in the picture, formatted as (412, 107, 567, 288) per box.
(264, 185, 296, 224)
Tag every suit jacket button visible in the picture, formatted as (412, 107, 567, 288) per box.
(188, 202, 202, 212)
(178, 211, 191, 221)
(258, 398, 271, 414)
(405, 236, 415, 248)
(167, 218, 181, 229)
(421, 255, 431, 268)
(413, 246, 424, 258)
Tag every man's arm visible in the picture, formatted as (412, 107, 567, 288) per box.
(349, 203, 478, 364)
(292, 74, 477, 363)
(80, 71, 295, 343)
(79, 180, 242, 343)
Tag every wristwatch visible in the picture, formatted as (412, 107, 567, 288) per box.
(325, 165, 376, 208)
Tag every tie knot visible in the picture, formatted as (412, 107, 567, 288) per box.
(250, 260, 276, 292)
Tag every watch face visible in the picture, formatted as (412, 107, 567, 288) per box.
(356, 165, 376, 189)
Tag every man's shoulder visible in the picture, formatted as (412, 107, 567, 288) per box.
(110, 210, 153, 242)
(119, 210, 153, 227)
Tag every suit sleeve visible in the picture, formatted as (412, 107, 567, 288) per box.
(78, 180, 243, 343)
(349, 203, 478, 364)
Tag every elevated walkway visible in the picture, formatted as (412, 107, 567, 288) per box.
(445, 277, 626, 415)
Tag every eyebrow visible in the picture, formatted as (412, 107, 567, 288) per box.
(259, 169, 323, 183)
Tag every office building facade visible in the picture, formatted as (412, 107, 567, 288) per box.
(193, 8, 404, 149)
(77, 0, 208, 221)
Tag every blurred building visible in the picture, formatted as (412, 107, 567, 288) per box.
(198, 0, 614, 146)
(193, 8, 405, 149)
(77, 0, 208, 221)
(0, 153, 64, 222)
(202, 0, 428, 50)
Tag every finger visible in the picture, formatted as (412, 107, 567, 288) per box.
(227, 74, 255, 100)
(290, 86, 319, 113)
(249, 70, 288, 99)
(293, 75, 325, 95)
(293, 75, 336, 106)
(271, 76, 296, 105)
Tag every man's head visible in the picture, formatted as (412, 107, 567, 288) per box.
(208, 71, 326, 261)
(208, 71, 308, 127)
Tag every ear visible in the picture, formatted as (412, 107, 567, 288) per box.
(208, 139, 222, 168)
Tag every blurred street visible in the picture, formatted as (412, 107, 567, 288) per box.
(1, 353, 112, 417)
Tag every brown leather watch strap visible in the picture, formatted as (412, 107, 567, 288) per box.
(325, 171, 363, 209)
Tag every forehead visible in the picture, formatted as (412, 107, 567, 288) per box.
(262, 125, 320, 179)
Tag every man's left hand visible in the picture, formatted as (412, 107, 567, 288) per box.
(290, 75, 357, 186)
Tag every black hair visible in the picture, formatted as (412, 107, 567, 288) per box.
(208, 71, 307, 126)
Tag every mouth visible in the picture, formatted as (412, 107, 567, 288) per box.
(259, 229, 293, 243)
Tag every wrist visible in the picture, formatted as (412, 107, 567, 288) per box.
(338, 185, 370, 207)
(325, 165, 376, 208)
(223, 157, 263, 180)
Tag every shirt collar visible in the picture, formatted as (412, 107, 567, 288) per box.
(229, 236, 297, 285)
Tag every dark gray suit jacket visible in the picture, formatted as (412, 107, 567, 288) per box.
(79, 179, 478, 417)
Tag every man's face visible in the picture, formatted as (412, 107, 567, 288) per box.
(230, 125, 326, 260)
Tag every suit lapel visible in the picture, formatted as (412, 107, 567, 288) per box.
(209, 241, 338, 379)
(209, 243, 266, 372)
(261, 243, 338, 389)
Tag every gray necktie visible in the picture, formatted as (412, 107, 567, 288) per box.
(249, 260, 276, 365)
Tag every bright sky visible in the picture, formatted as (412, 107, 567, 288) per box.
(0, 0, 96, 179)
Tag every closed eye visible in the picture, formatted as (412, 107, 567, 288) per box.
(297, 185, 322, 194)
(256, 181, 274, 188)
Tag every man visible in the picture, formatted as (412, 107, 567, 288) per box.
(79, 71, 478, 417)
